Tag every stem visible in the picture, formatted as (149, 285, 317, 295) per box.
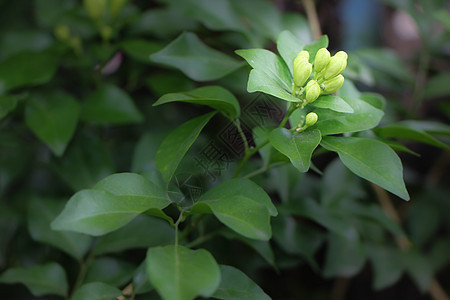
(233, 119, 250, 154)
(243, 161, 287, 179)
(185, 231, 218, 248)
(411, 47, 430, 114)
(174, 210, 186, 248)
(177, 214, 205, 244)
(302, 0, 322, 40)
(71, 247, 96, 296)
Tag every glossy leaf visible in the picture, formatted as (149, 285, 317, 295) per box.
(374, 122, 450, 151)
(156, 112, 216, 182)
(269, 128, 321, 172)
(0, 262, 68, 297)
(276, 30, 303, 75)
(0, 51, 58, 93)
(310, 95, 354, 113)
(25, 91, 80, 156)
(28, 197, 91, 261)
(51, 173, 171, 236)
(150, 32, 242, 81)
(146, 245, 221, 300)
(120, 39, 163, 63)
(321, 136, 409, 200)
(154, 86, 240, 120)
(71, 282, 122, 300)
(93, 216, 174, 255)
(193, 178, 276, 240)
(247, 69, 299, 102)
(236, 48, 292, 92)
(81, 84, 143, 124)
(212, 265, 270, 300)
(132, 261, 153, 295)
(312, 96, 384, 135)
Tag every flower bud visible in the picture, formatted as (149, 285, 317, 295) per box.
(295, 50, 310, 62)
(314, 48, 331, 73)
(324, 51, 348, 80)
(110, 0, 128, 17)
(322, 74, 344, 94)
(305, 112, 318, 127)
(305, 80, 321, 103)
(293, 61, 312, 87)
(54, 25, 70, 41)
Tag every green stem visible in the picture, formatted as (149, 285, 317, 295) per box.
(243, 161, 288, 179)
(174, 210, 186, 248)
(411, 48, 430, 115)
(71, 245, 96, 296)
(177, 214, 205, 244)
(185, 231, 218, 248)
(233, 118, 250, 154)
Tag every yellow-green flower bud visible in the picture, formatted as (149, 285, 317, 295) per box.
(54, 25, 70, 41)
(295, 50, 310, 62)
(110, 0, 128, 17)
(83, 0, 107, 20)
(305, 112, 318, 127)
(305, 80, 321, 103)
(324, 51, 348, 79)
(322, 74, 345, 94)
(314, 48, 331, 73)
(293, 60, 312, 87)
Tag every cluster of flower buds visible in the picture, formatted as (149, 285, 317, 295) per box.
(292, 48, 348, 105)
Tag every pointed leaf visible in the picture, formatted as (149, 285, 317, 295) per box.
(212, 265, 271, 300)
(269, 128, 321, 172)
(51, 173, 171, 235)
(247, 69, 299, 102)
(311, 95, 354, 113)
(321, 136, 409, 200)
(81, 84, 143, 124)
(156, 112, 216, 182)
(154, 86, 240, 120)
(366, 244, 404, 290)
(146, 245, 221, 300)
(84, 257, 135, 287)
(235, 48, 292, 91)
(312, 96, 384, 135)
(71, 282, 122, 300)
(120, 39, 163, 63)
(150, 32, 242, 81)
(193, 178, 276, 240)
(25, 91, 80, 156)
(0, 94, 18, 120)
(28, 197, 92, 261)
(0, 262, 68, 297)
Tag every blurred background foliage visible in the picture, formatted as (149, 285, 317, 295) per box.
(0, 0, 449, 299)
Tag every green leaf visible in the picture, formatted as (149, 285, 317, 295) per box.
(311, 95, 354, 113)
(28, 197, 92, 261)
(321, 136, 409, 200)
(360, 92, 386, 110)
(276, 30, 304, 75)
(236, 48, 292, 92)
(25, 90, 80, 156)
(51, 173, 171, 236)
(247, 69, 299, 102)
(403, 249, 433, 292)
(146, 245, 221, 300)
(0, 51, 58, 94)
(0, 262, 68, 297)
(323, 232, 365, 278)
(71, 282, 122, 300)
(374, 122, 450, 151)
(93, 216, 174, 255)
(303, 35, 329, 63)
(81, 84, 143, 124)
(154, 86, 240, 120)
(269, 128, 321, 172)
(212, 265, 270, 300)
(156, 112, 216, 182)
(150, 32, 242, 81)
(84, 257, 135, 287)
(0, 94, 18, 119)
(312, 96, 384, 135)
(366, 244, 404, 290)
(193, 178, 276, 240)
(120, 39, 163, 63)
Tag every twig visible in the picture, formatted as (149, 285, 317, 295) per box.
(301, 0, 322, 40)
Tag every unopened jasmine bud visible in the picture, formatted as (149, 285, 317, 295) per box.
(83, 0, 107, 20)
(54, 25, 70, 41)
(295, 50, 310, 62)
(305, 80, 321, 103)
(305, 112, 318, 127)
(314, 48, 331, 73)
(322, 74, 344, 94)
(293, 61, 312, 87)
(324, 51, 348, 79)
